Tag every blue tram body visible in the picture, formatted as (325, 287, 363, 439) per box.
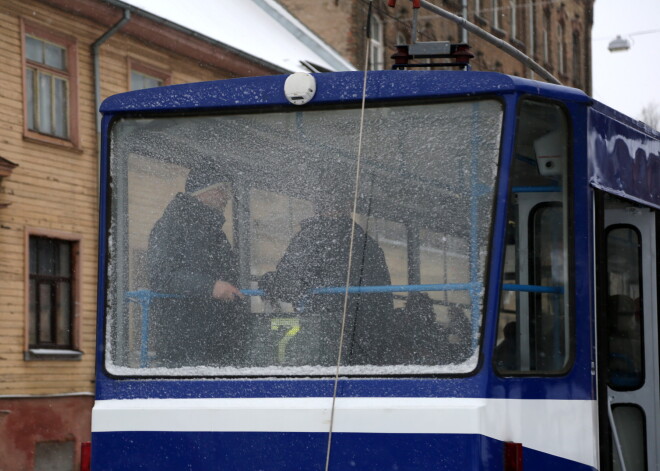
(93, 71, 659, 470)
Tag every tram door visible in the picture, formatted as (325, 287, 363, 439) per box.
(512, 191, 566, 372)
(600, 199, 659, 471)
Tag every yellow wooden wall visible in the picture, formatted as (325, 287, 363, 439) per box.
(0, 0, 254, 395)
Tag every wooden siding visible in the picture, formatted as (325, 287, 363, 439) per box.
(0, 0, 278, 396)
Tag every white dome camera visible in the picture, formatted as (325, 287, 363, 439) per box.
(284, 73, 317, 106)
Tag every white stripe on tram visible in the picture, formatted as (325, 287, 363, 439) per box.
(92, 397, 598, 468)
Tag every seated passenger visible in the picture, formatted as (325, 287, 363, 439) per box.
(259, 191, 394, 366)
(146, 167, 245, 367)
(494, 321, 518, 370)
(392, 292, 448, 365)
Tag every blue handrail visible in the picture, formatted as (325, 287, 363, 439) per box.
(125, 281, 562, 367)
(502, 284, 564, 294)
(126, 291, 180, 367)
(311, 283, 481, 295)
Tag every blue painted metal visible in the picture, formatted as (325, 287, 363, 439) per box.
(91, 431, 595, 471)
(100, 70, 590, 115)
(512, 185, 562, 193)
(588, 103, 660, 210)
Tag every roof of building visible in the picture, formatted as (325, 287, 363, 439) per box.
(113, 0, 356, 73)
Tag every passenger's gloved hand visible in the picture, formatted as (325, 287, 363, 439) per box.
(258, 271, 279, 303)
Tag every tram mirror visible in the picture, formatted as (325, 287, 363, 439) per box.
(534, 129, 564, 177)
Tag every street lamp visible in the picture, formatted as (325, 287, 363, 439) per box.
(608, 35, 631, 52)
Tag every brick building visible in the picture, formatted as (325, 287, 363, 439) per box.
(277, 0, 594, 93)
(0, 1, 348, 469)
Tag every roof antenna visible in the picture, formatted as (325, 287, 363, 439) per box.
(388, 0, 473, 70)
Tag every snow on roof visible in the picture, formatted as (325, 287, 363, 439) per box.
(116, 0, 356, 73)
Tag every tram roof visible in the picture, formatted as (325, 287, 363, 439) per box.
(100, 70, 592, 115)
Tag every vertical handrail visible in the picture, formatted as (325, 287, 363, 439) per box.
(607, 395, 628, 471)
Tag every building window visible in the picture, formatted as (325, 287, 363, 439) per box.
(131, 71, 162, 91)
(514, 0, 527, 46)
(572, 31, 582, 87)
(510, 0, 517, 39)
(530, 1, 537, 58)
(22, 20, 78, 146)
(26, 231, 81, 358)
(557, 23, 565, 75)
(129, 59, 171, 91)
(34, 440, 75, 471)
(542, 10, 551, 64)
(493, 0, 501, 30)
(369, 14, 385, 70)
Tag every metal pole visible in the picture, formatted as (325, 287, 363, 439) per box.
(461, 0, 468, 43)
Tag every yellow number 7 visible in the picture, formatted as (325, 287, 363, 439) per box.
(271, 318, 301, 363)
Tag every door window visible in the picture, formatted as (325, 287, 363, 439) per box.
(606, 226, 644, 390)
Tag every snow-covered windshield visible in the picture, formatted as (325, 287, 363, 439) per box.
(105, 100, 502, 376)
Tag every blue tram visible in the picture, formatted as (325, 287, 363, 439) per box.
(91, 69, 659, 470)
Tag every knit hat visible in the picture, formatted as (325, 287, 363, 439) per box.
(185, 167, 232, 194)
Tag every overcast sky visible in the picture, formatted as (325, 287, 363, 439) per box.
(591, 0, 660, 121)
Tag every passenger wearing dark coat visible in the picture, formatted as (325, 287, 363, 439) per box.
(146, 170, 244, 367)
(259, 213, 394, 366)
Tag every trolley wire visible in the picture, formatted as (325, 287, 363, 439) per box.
(324, 2, 373, 470)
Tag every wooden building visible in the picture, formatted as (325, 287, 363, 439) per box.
(0, 0, 348, 469)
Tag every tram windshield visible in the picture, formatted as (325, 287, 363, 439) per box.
(105, 99, 503, 376)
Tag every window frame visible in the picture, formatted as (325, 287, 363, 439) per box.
(604, 223, 646, 392)
(557, 22, 566, 76)
(128, 58, 171, 91)
(542, 9, 552, 66)
(528, 201, 569, 371)
(21, 19, 80, 149)
(104, 96, 507, 378)
(24, 228, 82, 360)
(492, 0, 502, 31)
(571, 30, 582, 88)
(368, 14, 385, 71)
(494, 97, 575, 377)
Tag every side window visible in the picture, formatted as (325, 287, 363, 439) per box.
(129, 59, 170, 91)
(27, 232, 81, 358)
(494, 100, 571, 374)
(605, 225, 644, 389)
(22, 20, 78, 146)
